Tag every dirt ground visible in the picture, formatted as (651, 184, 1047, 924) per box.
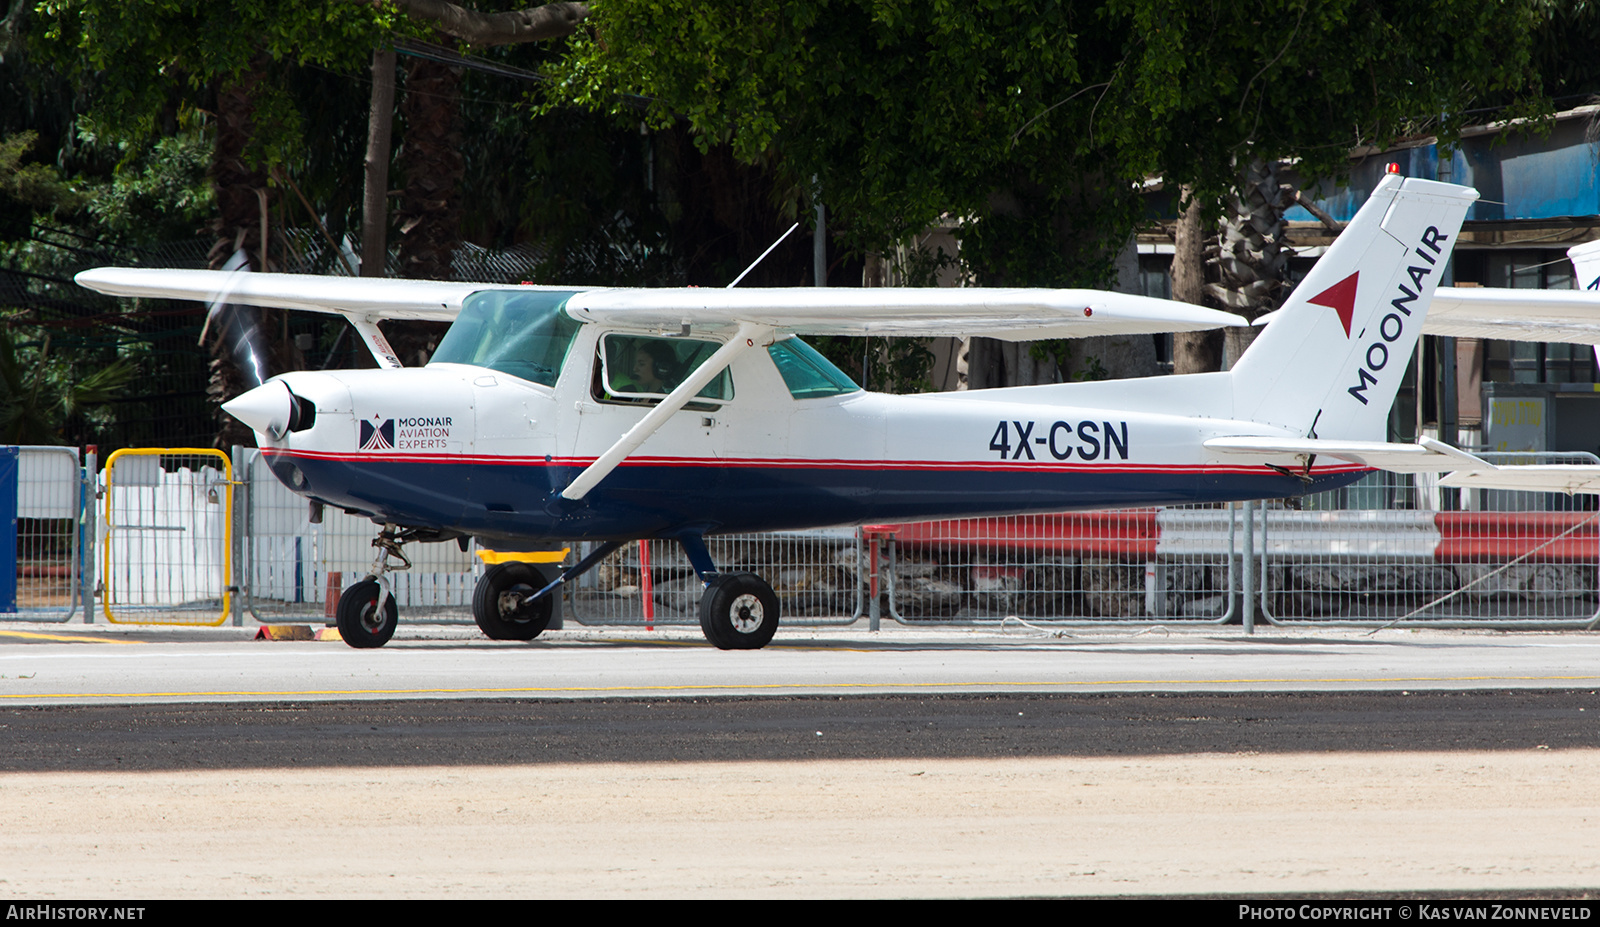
(1, 749, 1597, 898)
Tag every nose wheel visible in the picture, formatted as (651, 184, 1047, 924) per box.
(335, 579, 399, 648)
(698, 572, 780, 650)
(334, 524, 414, 649)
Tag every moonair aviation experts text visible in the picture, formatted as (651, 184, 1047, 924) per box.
(1240, 907, 1593, 922)
(7, 908, 144, 920)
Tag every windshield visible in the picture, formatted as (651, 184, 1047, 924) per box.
(430, 290, 582, 387)
(767, 337, 861, 399)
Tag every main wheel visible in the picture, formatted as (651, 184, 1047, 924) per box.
(698, 572, 779, 650)
(336, 579, 397, 649)
(472, 563, 555, 641)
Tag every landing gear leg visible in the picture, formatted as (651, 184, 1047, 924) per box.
(680, 533, 780, 650)
(335, 524, 412, 649)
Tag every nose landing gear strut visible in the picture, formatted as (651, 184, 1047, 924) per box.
(334, 524, 414, 648)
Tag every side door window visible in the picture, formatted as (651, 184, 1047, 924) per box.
(593, 334, 734, 409)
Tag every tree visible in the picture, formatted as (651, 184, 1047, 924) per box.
(542, 0, 1544, 381)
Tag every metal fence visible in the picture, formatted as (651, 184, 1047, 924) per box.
(1254, 453, 1600, 627)
(881, 509, 1237, 625)
(2, 446, 92, 623)
(7, 444, 1600, 630)
(565, 534, 864, 628)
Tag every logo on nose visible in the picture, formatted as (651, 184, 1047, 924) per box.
(360, 417, 394, 451)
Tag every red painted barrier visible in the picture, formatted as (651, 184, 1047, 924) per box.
(1434, 512, 1600, 563)
(867, 511, 1161, 559)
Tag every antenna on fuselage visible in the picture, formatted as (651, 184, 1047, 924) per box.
(727, 222, 800, 288)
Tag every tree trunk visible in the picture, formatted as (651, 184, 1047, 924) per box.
(362, 45, 397, 278)
(397, 48, 464, 282)
(1170, 186, 1223, 374)
(1210, 160, 1294, 368)
(387, 44, 463, 365)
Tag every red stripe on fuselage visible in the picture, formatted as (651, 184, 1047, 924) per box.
(261, 447, 1370, 477)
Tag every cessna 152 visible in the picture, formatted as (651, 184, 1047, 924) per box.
(75, 173, 1600, 649)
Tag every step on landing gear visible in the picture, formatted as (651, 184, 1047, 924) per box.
(335, 524, 413, 649)
(680, 534, 780, 650)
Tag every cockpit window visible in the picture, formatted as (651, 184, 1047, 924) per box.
(429, 289, 581, 387)
(767, 336, 861, 399)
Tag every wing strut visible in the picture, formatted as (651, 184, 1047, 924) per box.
(349, 316, 404, 369)
(559, 321, 773, 502)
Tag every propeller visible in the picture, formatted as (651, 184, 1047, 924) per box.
(197, 249, 272, 390)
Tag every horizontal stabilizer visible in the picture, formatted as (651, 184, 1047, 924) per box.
(1204, 436, 1492, 473)
(1438, 466, 1600, 495)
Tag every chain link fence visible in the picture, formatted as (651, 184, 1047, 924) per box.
(879, 508, 1237, 625)
(1258, 453, 1600, 627)
(8, 445, 1600, 631)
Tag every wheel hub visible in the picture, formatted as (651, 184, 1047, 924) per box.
(360, 599, 385, 632)
(498, 588, 530, 621)
(729, 593, 764, 633)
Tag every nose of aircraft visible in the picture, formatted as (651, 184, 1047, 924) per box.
(223, 380, 295, 439)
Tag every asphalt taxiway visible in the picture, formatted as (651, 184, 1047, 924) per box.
(1, 623, 1598, 705)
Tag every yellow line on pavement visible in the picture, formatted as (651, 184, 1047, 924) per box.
(0, 630, 141, 645)
(4, 674, 1600, 701)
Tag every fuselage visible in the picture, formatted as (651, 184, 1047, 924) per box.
(253, 320, 1364, 545)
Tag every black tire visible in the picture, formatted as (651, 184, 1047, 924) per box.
(472, 563, 555, 641)
(698, 572, 779, 650)
(336, 579, 397, 649)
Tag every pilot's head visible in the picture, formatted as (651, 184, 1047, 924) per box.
(632, 346, 669, 388)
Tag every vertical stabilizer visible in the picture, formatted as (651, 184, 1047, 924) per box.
(1567, 238, 1600, 291)
(1229, 175, 1478, 439)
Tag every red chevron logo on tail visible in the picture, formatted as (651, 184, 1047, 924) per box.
(1307, 271, 1359, 337)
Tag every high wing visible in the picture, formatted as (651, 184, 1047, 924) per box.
(563, 288, 1247, 340)
(1424, 286, 1600, 343)
(75, 267, 1247, 343)
(73, 267, 539, 322)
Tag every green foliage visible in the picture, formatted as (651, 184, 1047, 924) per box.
(545, 0, 1544, 281)
(0, 130, 86, 239)
(808, 334, 935, 394)
(0, 326, 136, 446)
(80, 124, 214, 239)
(32, 0, 397, 171)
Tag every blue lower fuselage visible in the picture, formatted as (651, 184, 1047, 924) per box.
(269, 451, 1366, 542)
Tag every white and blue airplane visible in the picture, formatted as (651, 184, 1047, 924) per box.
(75, 173, 1600, 649)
